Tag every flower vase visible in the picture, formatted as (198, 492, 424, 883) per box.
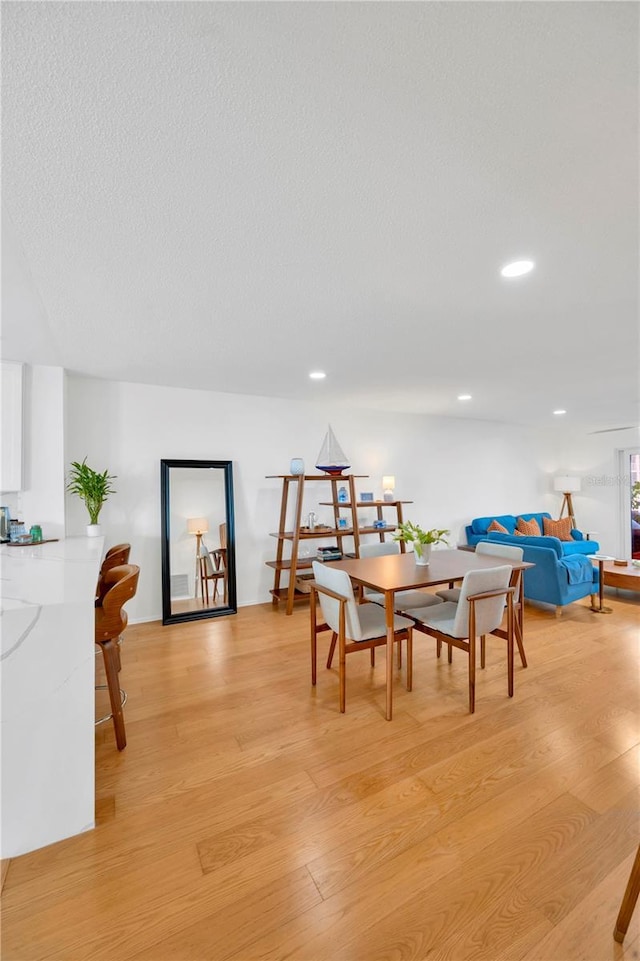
(86, 524, 102, 537)
(414, 543, 431, 565)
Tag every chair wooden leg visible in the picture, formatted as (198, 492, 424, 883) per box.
(100, 638, 126, 751)
(397, 641, 402, 669)
(507, 598, 514, 698)
(436, 639, 442, 658)
(515, 604, 528, 668)
(326, 632, 337, 669)
(339, 632, 346, 714)
(614, 845, 640, 943)
(406, 631, 413, 692)
(480, 635, 486, 669)
(468, 635, 476, 714)
(310, 590, 318, 686)
(447, 644, 453, 664)
(370, 647, 375, 667)
(469, 604, 477, 714)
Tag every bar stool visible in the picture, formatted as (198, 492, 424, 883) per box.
(95, 564, 139, 751)
(95, 543, 131, 607)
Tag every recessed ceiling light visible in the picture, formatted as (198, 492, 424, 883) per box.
(309, 371, 326, 380)
(500, 260, 535, 278)
(457, 394, 472, 401)
(553, 409, 567, 416)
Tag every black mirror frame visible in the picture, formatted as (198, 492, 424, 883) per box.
(160, 459, 237, 625)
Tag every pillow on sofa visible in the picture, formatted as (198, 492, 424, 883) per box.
(517, 516, 541, 536)
(543, 516, 574, 541)
(488, 519, 509, 533)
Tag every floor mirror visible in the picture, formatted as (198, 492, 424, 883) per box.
(161, 459, 237, 624)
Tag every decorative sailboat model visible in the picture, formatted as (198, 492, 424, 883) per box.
(315, 425, 350, 475)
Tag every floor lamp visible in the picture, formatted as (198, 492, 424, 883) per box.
(187, 517, 208, 598)
(553, 476, 581, 529)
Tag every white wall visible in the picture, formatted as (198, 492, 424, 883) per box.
(533, 425, 640, 557)
(0, 364, 66, 539)
(65, 374, 549, 622)
(21, 365, 66, 539)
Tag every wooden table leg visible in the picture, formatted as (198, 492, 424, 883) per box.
(591, 558, 613, 614)
(385, 591, 394, 721)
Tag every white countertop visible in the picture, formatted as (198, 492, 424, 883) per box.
(1, 535, 104, 858)
(0, 536, 105, 609)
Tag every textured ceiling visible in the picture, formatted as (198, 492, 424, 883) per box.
(2, 1, 638, 431)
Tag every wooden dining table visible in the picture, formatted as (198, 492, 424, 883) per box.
(329, 548, 533, 720)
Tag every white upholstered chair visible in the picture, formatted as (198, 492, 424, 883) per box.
(436, 541, 527, 669)
(311, 560, 414, 714)
(408, 565, 515, 713)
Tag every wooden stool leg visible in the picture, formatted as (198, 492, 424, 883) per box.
(101, 638, 127, 751)
(614, 845, 640, 943)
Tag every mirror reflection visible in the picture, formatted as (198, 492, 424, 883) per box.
(161, 460, 236, 624)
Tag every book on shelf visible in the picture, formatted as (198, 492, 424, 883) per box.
(316, 546, 343, 561)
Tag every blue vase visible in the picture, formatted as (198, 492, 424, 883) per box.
(290, 458, 305, 476)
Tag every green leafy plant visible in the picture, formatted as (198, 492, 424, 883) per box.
(393, 521, 450, 557)
(66, 458, 117, 526)
(632, 480, 640, 513)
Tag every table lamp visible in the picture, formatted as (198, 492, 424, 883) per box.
(382, 476, 395, 502)
(553, 476, 581, 528)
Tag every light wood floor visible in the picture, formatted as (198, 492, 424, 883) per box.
(2, 591, 639, 961)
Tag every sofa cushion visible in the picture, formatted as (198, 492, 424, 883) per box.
(517, 516, 541, 536)
(471, 515, 516, 535)
(488, 519, 509, 533)
(519, 512, 552, 532)
(543, 516, 573, 541)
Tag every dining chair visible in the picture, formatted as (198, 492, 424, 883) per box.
(95, 563, 140, 750)
(614, 844, 640, 943)
(408, 565, 514, 713)
(311, 560, 414, 714)
(198, 538, 226, 606)
(95, 543, 131, 607)
(435, 542, 527, 668)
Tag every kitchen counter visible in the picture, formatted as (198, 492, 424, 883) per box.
(0, 536, 104, 858)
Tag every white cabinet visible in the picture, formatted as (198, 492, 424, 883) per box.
(1, 362, 23, 492)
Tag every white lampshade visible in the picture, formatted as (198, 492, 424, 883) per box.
(187, 516, 208, 534)
(553, 475, 581, 493)
(382, 476, 395, 491)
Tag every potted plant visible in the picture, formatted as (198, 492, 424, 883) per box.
(66, 458, 117, 537)
(393, 521, 450, 565)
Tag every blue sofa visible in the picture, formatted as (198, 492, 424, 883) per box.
(481, 533, 599, 611)
(465, 512, 599, 555)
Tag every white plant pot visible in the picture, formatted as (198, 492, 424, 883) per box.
(86, 524, 102, 537)
(414, 543, 432, 565)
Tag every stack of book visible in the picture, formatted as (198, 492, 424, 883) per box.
(316, 546, 342, 562)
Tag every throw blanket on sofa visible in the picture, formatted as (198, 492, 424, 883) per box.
(559, 555, 594, 585)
